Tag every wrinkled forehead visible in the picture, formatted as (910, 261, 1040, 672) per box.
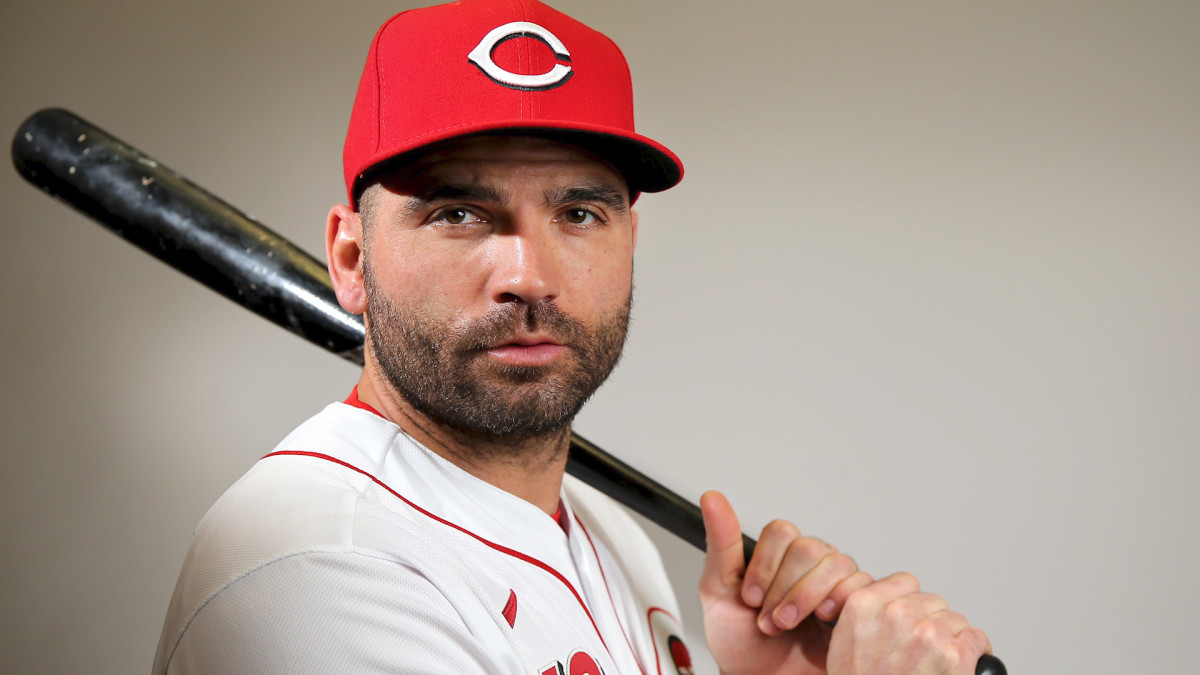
(372, 134, 632, 202)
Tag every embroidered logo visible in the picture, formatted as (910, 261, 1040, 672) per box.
(468, 21, 573, 91)
(539, 650, 604, 675)
(649, 608, 691, 674)
(668, 635, 693, 675)
(502, 589, 518, 628)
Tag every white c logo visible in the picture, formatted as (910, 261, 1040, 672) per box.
(467, 21, 573, 91)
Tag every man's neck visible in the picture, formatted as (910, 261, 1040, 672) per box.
(353, 371, 570, 516)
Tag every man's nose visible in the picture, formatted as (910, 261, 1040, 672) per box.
(488, 227, 563, 305)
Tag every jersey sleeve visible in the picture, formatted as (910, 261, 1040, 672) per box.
(159, 550, 506, 674)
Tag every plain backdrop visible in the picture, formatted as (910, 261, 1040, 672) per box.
(2, 1, 1197, 673)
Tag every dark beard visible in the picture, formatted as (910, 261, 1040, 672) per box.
(363, 260, 630, 444)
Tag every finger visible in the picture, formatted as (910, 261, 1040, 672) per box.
(740, 519, 803, 608)
(917, 612, 991, 673)
(764, 546, 859, 633)
(815, 569, 874, 623)
(921, 608, 971, 640)
(699, 491, 748, 599)
(882, 591, 950, 630)
(957, 626, 993, 661)
(841, 571, 922, 623)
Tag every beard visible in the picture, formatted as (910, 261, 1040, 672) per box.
(363, 261, 631, 443)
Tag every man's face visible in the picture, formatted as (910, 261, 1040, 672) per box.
(360, 136, 637, 442)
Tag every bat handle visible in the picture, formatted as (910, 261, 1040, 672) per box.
(977, 654, 1007, 675)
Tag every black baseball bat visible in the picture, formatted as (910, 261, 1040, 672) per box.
(9, 107, 743, 556)
(12, 108, 1004, 675)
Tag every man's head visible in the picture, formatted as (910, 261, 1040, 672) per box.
(327, 0, 681, 443)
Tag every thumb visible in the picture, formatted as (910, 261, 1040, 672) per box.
(699, 490, 747, 599)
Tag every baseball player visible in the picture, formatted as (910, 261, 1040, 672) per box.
(154, 1, 994, 673)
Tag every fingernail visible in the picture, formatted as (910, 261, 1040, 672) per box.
(757, 612, 776, 634)
(744, 585, 764, 606)
(817, 598, 836, 620)
(775, 603, 798, 627)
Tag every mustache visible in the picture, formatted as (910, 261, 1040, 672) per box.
(458, 301, 585, 351)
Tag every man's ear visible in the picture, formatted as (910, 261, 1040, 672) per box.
(326, 203, 367, 315)
(630, 208, 639, 249)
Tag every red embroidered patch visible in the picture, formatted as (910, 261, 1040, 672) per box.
(502, 589, 518, 628)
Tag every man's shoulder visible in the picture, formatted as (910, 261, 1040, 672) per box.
(194, 401, 402, 554)
(154, 401, 446, 673)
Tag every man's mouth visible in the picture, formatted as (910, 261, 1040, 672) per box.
(485, 335, 567, 367)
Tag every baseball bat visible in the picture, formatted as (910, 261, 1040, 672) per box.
(12, 108, 1004, 675)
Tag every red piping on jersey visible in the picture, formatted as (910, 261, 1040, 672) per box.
(262, 449, 612, 657)
(344, 387, 571, 537)
(576, 519, 647, 675)
(646, 607, 684, 675)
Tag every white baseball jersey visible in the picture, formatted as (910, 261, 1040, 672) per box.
(153, 392, 694, 674)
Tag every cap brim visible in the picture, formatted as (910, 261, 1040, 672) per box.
(352, 120, 682, 205)
(508, 126, 683, 194)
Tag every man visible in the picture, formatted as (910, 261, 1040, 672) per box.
(155, 1, 992, 672)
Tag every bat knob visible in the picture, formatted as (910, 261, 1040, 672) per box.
(976, 654, 1007, 675)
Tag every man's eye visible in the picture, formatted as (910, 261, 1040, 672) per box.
(434, 207, 483, 226)
(563, 208, 601, 226)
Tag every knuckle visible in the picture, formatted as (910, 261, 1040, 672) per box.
(913, 618, 943, 645)
(944, 610, 968, 627)
(922, 592, 947, 610)
(891, 571, 921, 592)
(843, 583, 878, 616)
(789, 536, 826, 561)
(883, 597, 914, 624)
(829, 551, 858, 575)
(964, 626, 992, 653)
(836, 570, 874, 599)
(944, 642, 977, 672)
(762, 519, 800, 540)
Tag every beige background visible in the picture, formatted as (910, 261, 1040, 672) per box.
(2, 1, 1198, 673)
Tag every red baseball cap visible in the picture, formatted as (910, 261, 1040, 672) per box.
(342, 0, 683, 204)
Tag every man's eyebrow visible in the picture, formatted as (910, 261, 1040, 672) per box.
(545, 184, 629, 214)
(398, 183, 509, 218)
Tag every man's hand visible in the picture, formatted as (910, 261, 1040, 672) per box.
(698, 491, 991, 675)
